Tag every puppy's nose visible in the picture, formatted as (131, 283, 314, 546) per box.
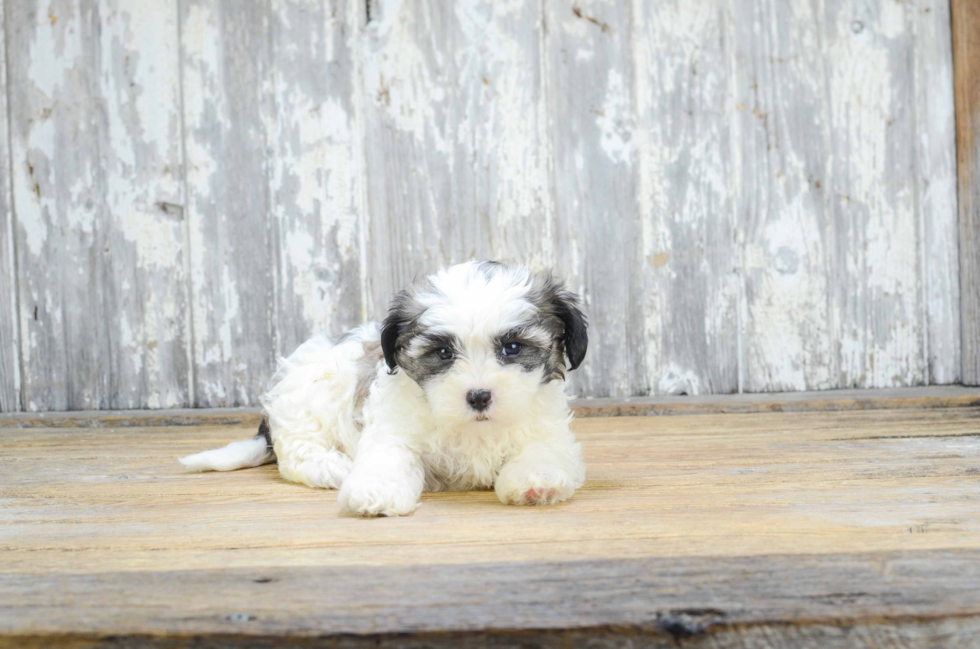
(466, 389, 492, 412)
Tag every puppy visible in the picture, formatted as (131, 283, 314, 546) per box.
(179, 261, 588, 516)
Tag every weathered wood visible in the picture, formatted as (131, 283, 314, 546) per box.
(2, 552, 980, 647)
(0, 0, 20, 413)
(734, 0, 837, 392)
(4, 619, 980, 649)
(738, 0, 960, 392)
(1, 408, 979, 646)
(180, 0, 277, 406)
(952, 0, 980, 385)
(2, 407, 979, 573)
(0, 0, 968, 410)
(267, 0, 363, 354)
(358, 0, 554, 320)
(2, 386, 979, 427)
(6, 0, 190, 411)
(546, 1, 637, 399)
(828, 0, 926, 388)
(631, 0, 739, 396)
(575, 384, 980, 417)
(915, 0, 961, 385)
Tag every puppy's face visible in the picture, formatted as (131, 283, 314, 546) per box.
(381, 262, 587, 427)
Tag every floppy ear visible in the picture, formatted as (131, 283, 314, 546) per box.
(551, 286, 589, 371)
(380, 291, 411, 372)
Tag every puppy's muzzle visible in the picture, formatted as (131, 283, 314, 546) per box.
(466, 389, 492, 412)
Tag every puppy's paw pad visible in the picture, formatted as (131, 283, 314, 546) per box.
(496, 470, 574, 506)
(523, 487, 558, 505)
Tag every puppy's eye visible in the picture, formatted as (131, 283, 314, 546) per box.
(435, 347, 454, 361)
(501, 342, 523, 357)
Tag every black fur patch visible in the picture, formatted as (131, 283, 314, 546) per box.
(477, 260, 504, 278)
(527, 272, 589, 379)
(495, 330, 553, 375)
(380, 280, 446, 384)
(255, 418, 273, 451)
(398, 334, 460, 386)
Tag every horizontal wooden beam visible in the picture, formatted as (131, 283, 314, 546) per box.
(573, 385, 980, 417)
(3, 550, 979, 648)
(1, 386, 979, 428)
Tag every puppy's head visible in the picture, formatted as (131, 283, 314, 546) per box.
(381, 261, 587, 426)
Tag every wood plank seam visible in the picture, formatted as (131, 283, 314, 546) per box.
(175, 0, 197, 410)
(2, 386, 978, 428)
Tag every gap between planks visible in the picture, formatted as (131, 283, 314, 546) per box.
(1, 385, 979, 428)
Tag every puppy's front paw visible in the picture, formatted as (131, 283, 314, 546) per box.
(338, 472, 420, 517)
(495, 465, 576, 506)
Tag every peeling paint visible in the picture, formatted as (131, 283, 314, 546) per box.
(0, 0, 963, 411)
(595, 69, 633, 164)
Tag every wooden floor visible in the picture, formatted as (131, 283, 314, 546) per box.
(2, 392, 980, 647)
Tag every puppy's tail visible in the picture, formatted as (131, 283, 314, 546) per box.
(179, 419, 276, 472)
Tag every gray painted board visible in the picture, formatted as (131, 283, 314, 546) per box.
(631, 0, 740, 396)
(267, 0, 364, 356)
(0, 0, 20, 412)
(359, 0, 555, 323)
(0, 0, 965, 410)
(6, 0, 189, 411)
(734, 0, 838, 393)
(915, 0, 960, 386)
(181, 0, 278, 406)
(828, 0, 927, 389)
(547, 0, 637, 399)
(736, 0, 961, 392)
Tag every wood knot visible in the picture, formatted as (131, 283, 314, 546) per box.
(656, 609, 725, 640)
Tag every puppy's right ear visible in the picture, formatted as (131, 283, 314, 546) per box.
(381, 291, 411, 372)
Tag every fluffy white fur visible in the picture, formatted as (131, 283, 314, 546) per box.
(179, 262, 587, 517)
(179, 437, 273, 472)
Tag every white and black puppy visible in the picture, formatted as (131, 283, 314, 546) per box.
(180, 261, 588, 517)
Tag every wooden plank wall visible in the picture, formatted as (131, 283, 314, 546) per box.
(0, 0, 964, 412)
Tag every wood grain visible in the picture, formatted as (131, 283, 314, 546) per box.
(6, 0, 190, 411)
(1, 408, 979, 646)
(0, 0, 968, 410)
(2, 552, 980, 647)
(358, 0, 554, 320)
(734, 0, 837, 392)
(915, 0, 961, 386)
(0, 0, 19, 413)
(180, 0, 277, 406)
(2, 407, 979, 573)
(631, 0, 739, 396)
(952, 0, 980, 385)
(829, 0, 927, 389)
(546, 0, 637, 399)
(267, 0, 364, 355)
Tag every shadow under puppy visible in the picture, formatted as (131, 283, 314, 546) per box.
(180, 261, 588, 517)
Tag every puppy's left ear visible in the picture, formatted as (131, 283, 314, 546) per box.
(552, 286, 589, 371)
(381, 290, 411, 372)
